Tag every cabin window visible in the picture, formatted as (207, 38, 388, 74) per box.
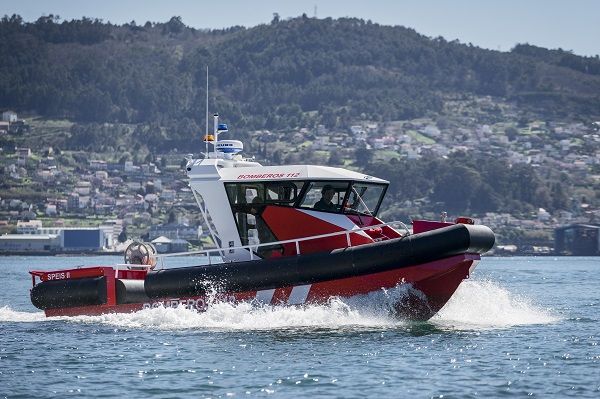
(265, 181, 302, 206)
(297, 181, 350, 212)
(225, 183, 271, 246)
(226, 181, 302, 208)
(345, 183, 386, 216)
(224, 182, 294, 255)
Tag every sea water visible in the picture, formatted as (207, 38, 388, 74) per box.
(0, 256, 598, 398)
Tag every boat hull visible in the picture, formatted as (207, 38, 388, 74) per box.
(31, 224, 494, 320)
(37, 253, 479, 320)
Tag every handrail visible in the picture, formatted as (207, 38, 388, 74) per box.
(152, 220, 410, 261)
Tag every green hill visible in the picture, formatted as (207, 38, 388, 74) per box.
(1, 14, 599, 146)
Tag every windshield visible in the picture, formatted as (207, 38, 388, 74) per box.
(345, 183, 386, 216)
(298, 181, 350, 212)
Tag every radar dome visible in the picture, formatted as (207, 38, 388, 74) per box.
(216, 140, 243, 154)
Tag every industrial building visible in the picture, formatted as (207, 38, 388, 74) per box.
(1, 223, 114, 253)
(555, 224, 600, 256)
(0, 234, 60, 251)
(60, 228, 107, 251)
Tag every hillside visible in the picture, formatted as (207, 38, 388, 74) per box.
(1, 14, 600, 145)
(1, 14, 599, 247)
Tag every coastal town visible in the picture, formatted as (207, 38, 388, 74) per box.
(1, 97, 600, 255)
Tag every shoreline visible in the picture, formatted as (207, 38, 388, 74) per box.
(0, 251, 595, 257)
(0, 251, 123, 256)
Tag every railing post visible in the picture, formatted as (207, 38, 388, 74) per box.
(346, 231, 351, 248)
(250, 248, 254, 260)
(295, 241, 300, 256)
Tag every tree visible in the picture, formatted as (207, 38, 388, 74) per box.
(118, 226, 128, 243)
(354, 146, 372, 167)
(505, 126, 519, 141)
(431, 165, 482, 213)
(551, 183, 569, 210)
(327, 150, 343, 166)
(163, 16, 185, 34)
(470, 183, 501, 213)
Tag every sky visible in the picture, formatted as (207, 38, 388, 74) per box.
(2, 0, 599, 57)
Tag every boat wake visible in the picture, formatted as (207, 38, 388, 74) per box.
(0, 280, 559, 331)
(431, 279, 561, 328)
(0, 306, 46, 322)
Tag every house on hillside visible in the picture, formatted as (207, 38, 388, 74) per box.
(148, 223, 200, 241)
(89, 160, 107, 170)
(422, 125, 441, 138)
(2, 111, 17, 123)
(151, 236, 190, 253)
(67, 193, 79, 210)
(15, 148, 31, 166)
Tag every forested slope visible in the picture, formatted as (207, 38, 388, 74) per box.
(2, 14, 599, 139)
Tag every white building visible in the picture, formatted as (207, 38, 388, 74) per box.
(2, 111, 17, 123)
(148, 223, 201, 241)
(89, 160, 107, 170)
(75, 181, 92, 196)
(45, 204, 57, 216)
(0, 234, 60, 251)
(17, 220, 42, 234)
(313, 136, 330, 151)
(350, 125, 367, 141)
(161, 189, 176, 202)
(372, 138, 386, 150)
(537, 208, 552, 222)
(151, 236, 190, 253)
(124, 161, 135, 172)
(95, 170, 109, 180)
(422, 125, 441, 138)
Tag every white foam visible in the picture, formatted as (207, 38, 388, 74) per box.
(0, 306, 46, 322)
(0, 280, 560, 331)
(70, 298, 400, 331)
(432, 279, 561, 329)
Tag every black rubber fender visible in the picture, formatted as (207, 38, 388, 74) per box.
(31, 277, 107, 310)
(144, 224, 494, 299)
(115, 279, 150, 304)
(29, 224, 495, 309)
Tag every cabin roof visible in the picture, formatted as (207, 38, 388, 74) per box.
(218, 164, 388, 184)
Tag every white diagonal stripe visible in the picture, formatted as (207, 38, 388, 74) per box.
(288, 284, 311, 305)
(298, 209, 370, 238)
(255, 289, 275, 304)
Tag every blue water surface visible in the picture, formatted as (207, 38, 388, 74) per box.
(0, 256, 598, 398)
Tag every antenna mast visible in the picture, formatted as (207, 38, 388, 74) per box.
(205, 65, 209, 158)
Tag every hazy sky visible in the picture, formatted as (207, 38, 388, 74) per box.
(3, 0, 599, 57)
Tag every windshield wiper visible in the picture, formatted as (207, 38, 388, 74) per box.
(351, 187, 373, 216)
